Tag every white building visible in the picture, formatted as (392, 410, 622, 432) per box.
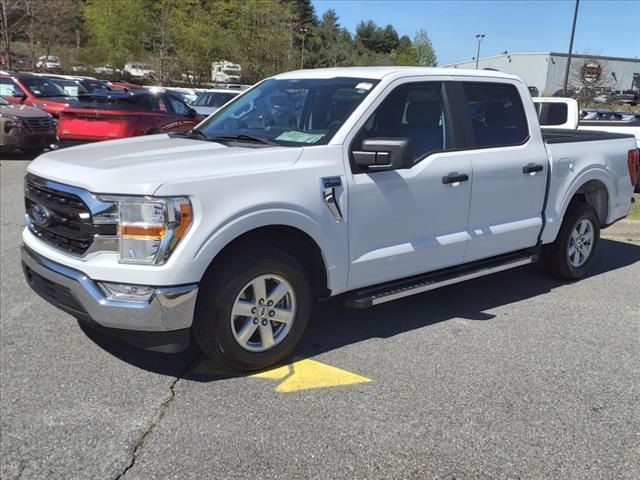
(443, 52, 640, 95)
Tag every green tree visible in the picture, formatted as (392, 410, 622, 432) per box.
(392, 29, 437, 66)
(311, 9, 352, 67)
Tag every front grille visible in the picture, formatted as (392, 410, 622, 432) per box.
(24, 176, 117, 255)
(23, 117, 55, 132)
(23, 264, 88, 317)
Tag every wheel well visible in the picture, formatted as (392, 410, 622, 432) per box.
(205, 225, 330, 298)
(570, 180, 608, 225)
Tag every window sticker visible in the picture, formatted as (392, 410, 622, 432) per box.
(275, 131, 325, 143)
(355, 82, 373, 91)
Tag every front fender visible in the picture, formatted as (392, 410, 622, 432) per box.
(193, 208, 348, 293)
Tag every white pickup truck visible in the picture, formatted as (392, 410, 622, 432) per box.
(22, 67, 640, 370)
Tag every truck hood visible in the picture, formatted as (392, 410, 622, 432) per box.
(0, 104, 52, 118)
(28, 134, 303, 195)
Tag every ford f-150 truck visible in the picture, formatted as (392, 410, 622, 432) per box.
(21, 67, 640, 371)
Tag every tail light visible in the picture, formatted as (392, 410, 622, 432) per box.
(628, 149, 640, 187)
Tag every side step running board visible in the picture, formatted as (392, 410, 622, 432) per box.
(346, 252, 538, 309)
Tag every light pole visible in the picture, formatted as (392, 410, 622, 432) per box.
(475, 34, 485, 69)
(299, 27, 309, 69)
(562, 0, 580, 94)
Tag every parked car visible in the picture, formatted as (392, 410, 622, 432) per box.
(94, 65, 117, 76)
(0, 71, 76, 117)
(36, 55, 61, 70)
(56, 89, 202, 144)
(21, 67, 639, 371)
(0, 96, 56, 154)
(123, 62, 155, 79)
(190, 88, 240, 115)
(39, 74, 111, 95)
(612, 89, 639, 106)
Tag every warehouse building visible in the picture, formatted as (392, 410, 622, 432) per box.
(443, 52, 640, 95)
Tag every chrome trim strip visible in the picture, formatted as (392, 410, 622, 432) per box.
(370, 256, 536, 306)
(22, 245, 198, 331)
(26, 174, 117, 217)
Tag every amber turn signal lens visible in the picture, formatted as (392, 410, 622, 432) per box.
(119, 224, 166, 238)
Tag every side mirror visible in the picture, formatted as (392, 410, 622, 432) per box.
(13, 90, 27, 101)
(352, 138, 413, 171)
(187, 107, 197, 118)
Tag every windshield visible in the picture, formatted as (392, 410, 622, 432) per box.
(19, 76, 68, 98)
(52, 79, 89, 97)
(194, 91, 238, 108)
(197, 77, 379, 146)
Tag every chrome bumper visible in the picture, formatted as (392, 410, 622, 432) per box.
(21, 245, 198, 332)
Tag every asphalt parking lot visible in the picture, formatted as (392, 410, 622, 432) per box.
(1, 156, 639, 480)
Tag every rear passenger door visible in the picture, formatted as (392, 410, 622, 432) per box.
(459, 81, 548, 262)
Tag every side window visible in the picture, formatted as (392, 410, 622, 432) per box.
(166, 94, 190, 115)
(463, 82, 529, 147)
(536, 102, 568, 126)
(353, 82, 449, 163)
(149, 95, 169, 113)
(0, 77, 19, 96)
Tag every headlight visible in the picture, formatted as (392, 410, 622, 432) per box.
(100, 196, 192, 265)
(4, 117, 23, 132)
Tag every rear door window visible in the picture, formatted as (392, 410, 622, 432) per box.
(463, 82, 529, 147)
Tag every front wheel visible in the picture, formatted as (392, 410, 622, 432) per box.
(542, 202, 600, 280)
(192, 248, 312, 371)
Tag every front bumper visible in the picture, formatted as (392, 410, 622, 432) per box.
(21, 245, 198, 351)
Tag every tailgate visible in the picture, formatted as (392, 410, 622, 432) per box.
(57, 110, 132, 140)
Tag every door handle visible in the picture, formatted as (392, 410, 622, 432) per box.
(442, 173, 469, 185)
(522, 163, 544, 174)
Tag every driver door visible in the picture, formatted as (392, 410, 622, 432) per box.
(346, 81, 473, 290)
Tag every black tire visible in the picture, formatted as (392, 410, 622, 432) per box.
(192, 248, 312, 371)
(542, 202, 600, 280)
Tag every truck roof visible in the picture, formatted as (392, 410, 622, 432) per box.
(273, 66, 521, 82)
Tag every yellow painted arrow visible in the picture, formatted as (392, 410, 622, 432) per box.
(252, 358, 372, 393)
(193, 357, 372, 393)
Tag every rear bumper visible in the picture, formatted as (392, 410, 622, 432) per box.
(21, 245, 198, 352)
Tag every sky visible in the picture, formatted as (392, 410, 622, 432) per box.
(311, 0, 640, 65)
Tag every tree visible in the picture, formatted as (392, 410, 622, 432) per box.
(1, 0, 27, 69)
(392, 29, 437, 66)
(570, 54, 612, 106)
(311, 9, 352, 67)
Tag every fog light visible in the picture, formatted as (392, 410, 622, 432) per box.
(99, 282, 154, 302)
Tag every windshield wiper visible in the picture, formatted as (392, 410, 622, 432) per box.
(208, 134, 278, 146)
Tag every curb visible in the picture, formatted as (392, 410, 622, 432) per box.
(602, 219, 640, 242)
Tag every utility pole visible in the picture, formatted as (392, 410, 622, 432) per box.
(562, 0, 580, 94)
(299, 27, 309, 69)
(475, 34, 485, 69)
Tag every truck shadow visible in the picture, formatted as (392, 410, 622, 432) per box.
(79, 238, 640, 381)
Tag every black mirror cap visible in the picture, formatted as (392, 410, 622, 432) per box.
(353, 137, 413, 171)
(188, 108, 198, 118)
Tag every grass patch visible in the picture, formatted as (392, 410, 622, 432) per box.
(629, 194, 640, 220)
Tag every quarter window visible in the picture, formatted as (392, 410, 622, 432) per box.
(353, 82, 450, 163)
(463, 82, 529, 147)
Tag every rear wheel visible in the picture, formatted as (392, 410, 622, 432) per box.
(542, 202, 600, 280)
(192, 248, 312, 371)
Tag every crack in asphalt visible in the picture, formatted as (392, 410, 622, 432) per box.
(113, 354, 200, 480)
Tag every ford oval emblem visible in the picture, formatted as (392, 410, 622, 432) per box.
(31, 204, 52, 227)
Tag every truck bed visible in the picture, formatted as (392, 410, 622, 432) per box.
(542, 128, 635, 144)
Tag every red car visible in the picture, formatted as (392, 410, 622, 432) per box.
(1, 72, 76, 118)
(56, 89, 203, 144)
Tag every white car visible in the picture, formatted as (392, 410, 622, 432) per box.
(124, 63, 155, 79)
(22, 67, 639, 371)
(94, 65, 116, 75)
(36, 55, 61, 70)
(190, 88, 240, 115)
